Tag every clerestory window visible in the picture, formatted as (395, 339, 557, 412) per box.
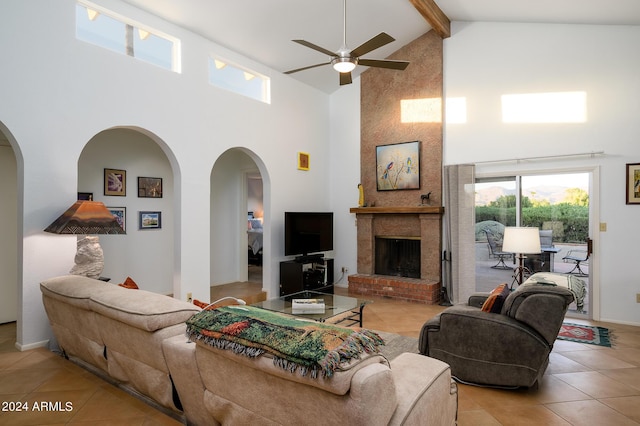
(208, 58, 271, 104)
(76, 1, 180, 73)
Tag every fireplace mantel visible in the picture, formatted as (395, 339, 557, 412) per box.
(349, 206, 444, 215)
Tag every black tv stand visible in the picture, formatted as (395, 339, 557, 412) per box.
(280, 257, 334, 296)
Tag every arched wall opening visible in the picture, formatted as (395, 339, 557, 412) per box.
(78, 127, 178, 295)
(210, 147, 270, 295)
(0, 123, 20, 326)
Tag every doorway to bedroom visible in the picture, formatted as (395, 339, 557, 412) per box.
(211, 148, 266, 292)
(475, 171, 591, 319)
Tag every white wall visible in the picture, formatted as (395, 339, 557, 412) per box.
(0, 0, 333, 347)
(329, 80, 361, 286)
(444, 22, 640, 325)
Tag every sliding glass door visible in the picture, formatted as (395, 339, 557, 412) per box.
(475, 172, 591, 318)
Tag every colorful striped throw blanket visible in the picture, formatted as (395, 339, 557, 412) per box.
(186, 306, 385, 378)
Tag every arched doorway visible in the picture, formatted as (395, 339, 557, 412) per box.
(0, 127, 18, 325)
(210, 148, 268, 292)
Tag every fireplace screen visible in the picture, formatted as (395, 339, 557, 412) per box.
(375, 237, 420, 278)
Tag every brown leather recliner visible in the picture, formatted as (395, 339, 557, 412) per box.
(419, 283, 574, 388)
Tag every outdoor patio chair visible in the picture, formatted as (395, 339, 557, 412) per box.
(484, 230, 513, 270)
(563, 249, 589, 276)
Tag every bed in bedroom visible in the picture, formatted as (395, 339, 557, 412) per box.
(247, 218, 263, 265)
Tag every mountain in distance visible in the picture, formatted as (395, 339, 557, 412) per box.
(476, 185, 581, 206)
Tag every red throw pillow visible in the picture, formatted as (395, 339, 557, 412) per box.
(193, 299, 218, 310)
(481, 283, 510, 313)
(118, 276, 139, 289)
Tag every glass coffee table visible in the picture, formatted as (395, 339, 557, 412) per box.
(252, 291, 371, 327)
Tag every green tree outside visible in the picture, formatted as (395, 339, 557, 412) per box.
(476, 188, 589, 243)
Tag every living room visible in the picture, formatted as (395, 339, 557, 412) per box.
(0, 1, 639, 422)
(1, 0, 639, 351)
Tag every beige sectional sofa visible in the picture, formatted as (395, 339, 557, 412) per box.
(41, 275, 458, 425)
(40, 275, 199, 411)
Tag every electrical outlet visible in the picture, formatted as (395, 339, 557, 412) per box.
(186, 292, 192, 302)
(600, 222, 607, 232)
(341, 266, 348, 273)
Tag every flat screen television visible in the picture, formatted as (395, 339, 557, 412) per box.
(284, 212, 333, 260)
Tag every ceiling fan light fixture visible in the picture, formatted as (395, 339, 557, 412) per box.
(332, 57, 356, 73)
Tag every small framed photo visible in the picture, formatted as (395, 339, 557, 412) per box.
(626, 163, 640, 204)
(104, 168, 126, 196)
(108, 207, 126, 232)
(139, 211, 162, 230)
(78, 192, 93, 201)
(138, 177, 163, 198)
(297, 152, 310, 171)
(376, 140, 420, 191)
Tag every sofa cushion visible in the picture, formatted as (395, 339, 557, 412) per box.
(481, 283, 509, 313)
(40, 275, 112, 310)
(196, 342, 389, 396)
(90, 287, 200, 332)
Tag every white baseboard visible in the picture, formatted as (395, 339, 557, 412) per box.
(15, 339, 49, 352)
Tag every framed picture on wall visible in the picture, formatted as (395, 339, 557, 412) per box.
(104, 168, 126, 196)
(108, 207, 126, 232)
(626, 162, 640, 204)
(139, 211, 161, 229)
(138, 177, 163, 198)
(376, 140, 420, 191)
(297, 152, 310, 171)
(77, 192, 93, 201)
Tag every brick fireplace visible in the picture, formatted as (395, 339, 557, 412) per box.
(349, 30, 444, 304)
(348, 206, 443, 304)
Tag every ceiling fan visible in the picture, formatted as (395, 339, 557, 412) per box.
(283, 0, 410, 85)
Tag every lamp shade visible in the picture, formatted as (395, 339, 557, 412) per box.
(502, 227, 540, 254)
(44, 201, 125, 235)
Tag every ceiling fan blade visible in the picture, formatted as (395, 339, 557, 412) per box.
(358, 59, 410, 71)
(350, 32, 395, 58)
(284, 62, 331, 74)
(292, 40, 337, 57)
(339, 72, 352, 85)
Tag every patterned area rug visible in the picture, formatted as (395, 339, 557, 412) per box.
(557, 322, 612, 347)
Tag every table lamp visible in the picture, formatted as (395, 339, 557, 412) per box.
(502, 226, 541, 288)
(44, 200, 125, 279)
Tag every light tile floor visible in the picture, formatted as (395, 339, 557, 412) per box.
(1, 285, 638, 425)
(353, 287, 640, 426)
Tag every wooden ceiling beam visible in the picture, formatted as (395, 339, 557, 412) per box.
(409, 0, 451, 39)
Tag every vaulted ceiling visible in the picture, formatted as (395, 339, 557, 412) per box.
(119, 0, 640, 93)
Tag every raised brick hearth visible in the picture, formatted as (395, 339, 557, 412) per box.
(348, 274, 441, 304)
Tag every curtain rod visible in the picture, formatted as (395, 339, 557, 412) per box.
(473, 151, 605, 165)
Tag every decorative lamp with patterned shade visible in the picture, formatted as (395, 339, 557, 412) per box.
(45, 200, 125, 279)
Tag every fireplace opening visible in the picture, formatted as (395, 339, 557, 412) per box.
(375, 237, 420, 278)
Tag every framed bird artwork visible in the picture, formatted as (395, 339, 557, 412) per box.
(375, 141, 420, 191)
